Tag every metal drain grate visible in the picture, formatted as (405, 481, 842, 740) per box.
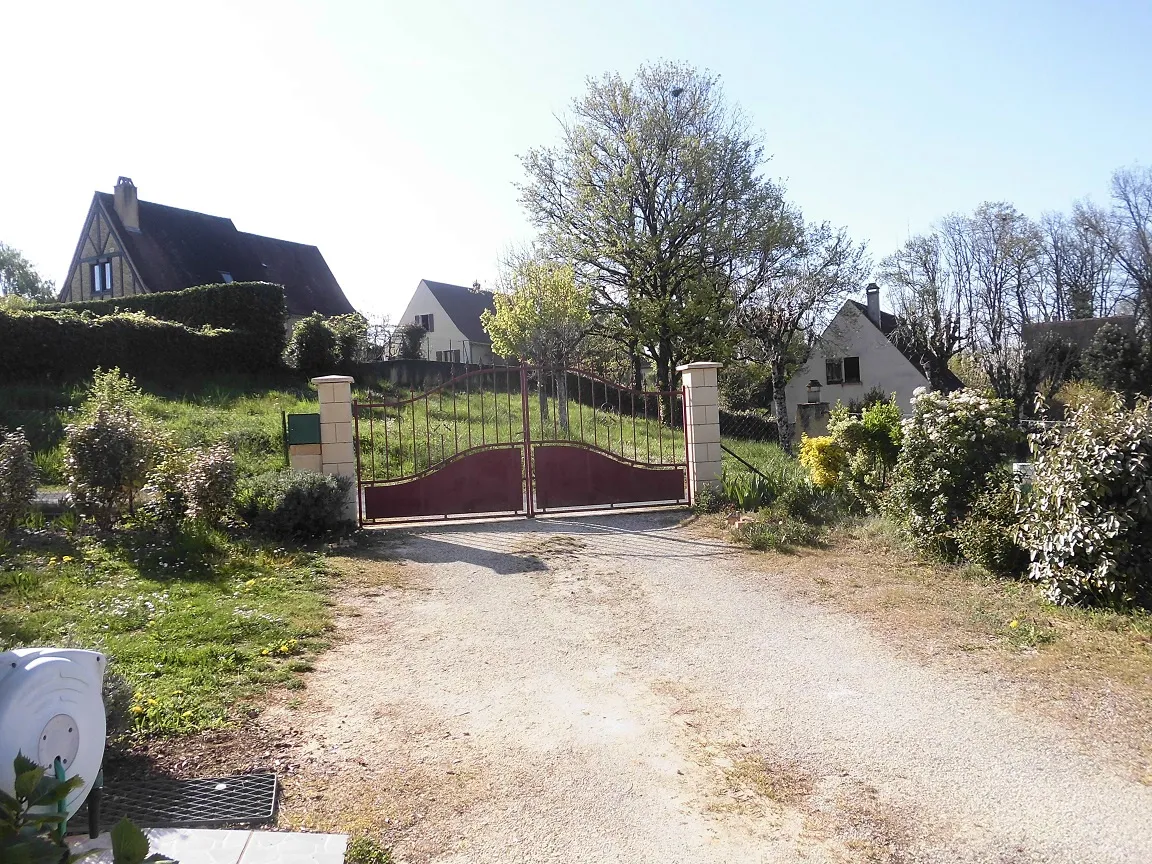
(73, 773, 278, 831)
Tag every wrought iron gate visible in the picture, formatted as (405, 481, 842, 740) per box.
(354, 365, 687, 523)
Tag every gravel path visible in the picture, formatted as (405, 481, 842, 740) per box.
(287, 512, 1152, 863)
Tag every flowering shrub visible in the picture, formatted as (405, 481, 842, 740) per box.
(885, 388, 1017, 560)
(141, 445, 190, 529)
(1018, 396, 1152, 608)
(0, 428, 37, 532)
(183, 444, 237, 526)
(798, 435, 845, 488)
(825, 397, 903, 511)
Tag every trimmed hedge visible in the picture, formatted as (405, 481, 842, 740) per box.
(0, 309, 257, 382)
(42, 282, 286, 370)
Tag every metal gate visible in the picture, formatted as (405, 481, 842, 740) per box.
(354, 365, 687, 523)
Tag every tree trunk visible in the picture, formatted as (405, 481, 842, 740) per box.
(537, 369, 549, 428)
(771, 356, 793, 455)
(557, 367, 570, 433)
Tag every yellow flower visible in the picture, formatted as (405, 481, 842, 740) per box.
(181, 710, 193, 718)
(261, 648, 271, 656)
(1009, 620, 1020, 629)
(245, 579, 257, 587)
(62, 556, 74, 563)
(130, 705, 144, 715)
(147, 698, 158, 706)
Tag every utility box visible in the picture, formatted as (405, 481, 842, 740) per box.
(287, 413, 322, 446)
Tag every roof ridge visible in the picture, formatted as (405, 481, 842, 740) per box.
(96, 191, 236, 225)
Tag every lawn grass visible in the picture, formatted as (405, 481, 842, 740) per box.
(0, 525, 332, 738)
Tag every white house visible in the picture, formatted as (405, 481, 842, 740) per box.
(783, 283, 961, 418)
(396, 279, 499, 364)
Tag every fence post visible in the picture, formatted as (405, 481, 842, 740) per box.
(312, 374, 358, 521)
(677, 361, 724, 504)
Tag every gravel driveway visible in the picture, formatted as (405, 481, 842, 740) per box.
(283, 512, 1152, 863)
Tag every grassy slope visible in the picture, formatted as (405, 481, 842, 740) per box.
(0, 526, 332, 738)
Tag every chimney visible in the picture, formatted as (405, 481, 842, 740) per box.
(865, 282, 881, 326)
(113, 176, 139, 232)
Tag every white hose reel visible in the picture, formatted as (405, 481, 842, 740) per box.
(0, 648, 107, 818)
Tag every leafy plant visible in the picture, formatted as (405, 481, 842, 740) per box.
(182, 444, 237, 527)
(954, 467, 1028, 577)
(1018, 396, 1152, 607)
(237, 470, 354, 541)
(32, 447, 64, 486)
(798, 435, 845, 489)
(395, 323, 426, 360)
(885, 388, 1017, 561)
(0, 428, 37, 532)
(284, 314, 340, 376)
(64, 408, 151, 530)
(721, 469, 775, 512)
(344, 835, 393, 864)
(0, 754, 176, 864)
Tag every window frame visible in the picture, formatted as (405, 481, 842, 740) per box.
(825, 358, 843, 385)
(91, 259, 113, 294)
(843, 356, 861, 384)
(415, 313, 435, 332)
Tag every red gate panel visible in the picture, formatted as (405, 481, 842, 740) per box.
(361, 446, 524, 520)
(532, 444, 686, 511)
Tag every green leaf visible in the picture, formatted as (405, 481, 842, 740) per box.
(110, 818, 150, 864)
(26, 776, 83, 809)
(13, 769, 45, 803)
(11, 755, 40, 779)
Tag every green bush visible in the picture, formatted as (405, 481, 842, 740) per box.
(284, 314, 340, 376)
(0, 307, 260, 382)
(954, 467, 1027, 577)
(64, 371, 156, 530)
(1018, 395, 1152, 608)
(327, 313, 370, 368)
(33, 446, 64, 485)
(237, 470, 353, 541)
(1081, 322, 1142, 399)
(41, 281, 287, 370)
(827, 397, 903, 512)
(0, 428, 37, 532)
(885, 388, 1017, 561)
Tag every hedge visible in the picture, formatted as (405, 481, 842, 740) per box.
(0, 309, 258, 383)
(41, 282, 286, 369)
(719, 409, 779, 443)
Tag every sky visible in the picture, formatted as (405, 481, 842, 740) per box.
(2, 0, 1150, 322)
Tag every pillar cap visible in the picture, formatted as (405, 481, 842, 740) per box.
(311, 375, 355, 384)
(676, 361, 723, 372)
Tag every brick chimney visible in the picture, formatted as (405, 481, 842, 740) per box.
(113, 176, 139, 232)
(865, 282, 881, 326)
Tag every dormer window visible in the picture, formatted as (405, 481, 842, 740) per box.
(92, 259, 113, 294)
(219, 271, 234, 283)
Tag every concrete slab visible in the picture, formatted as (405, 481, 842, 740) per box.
(69, 828, 348, 864)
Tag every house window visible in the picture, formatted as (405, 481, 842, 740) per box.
(219, 271, 234, 283)
(435, 350, 461, 363)
(91, 260, 113, 294)
(826, 357, 861, 385)
(414, 313, 434, 332)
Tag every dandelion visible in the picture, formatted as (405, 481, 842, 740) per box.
(130, 705, 144, 715)
(62, 556, 74, 563)
(261, 648, 271, 656)
(1009, 620, 1020, 629)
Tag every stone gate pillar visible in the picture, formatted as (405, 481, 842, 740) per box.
(311, 374, 358, 521)
(677, 361, 723, 504)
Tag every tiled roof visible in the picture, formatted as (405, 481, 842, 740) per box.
(420, 280, 496, 343)
(94, 192, 354, 317)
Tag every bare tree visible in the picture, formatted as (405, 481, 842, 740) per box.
(880, 233, 968, 391)
(737, 219, 870, 450)
(1076, 165, 1152, 330)
(1038, 211, 1122, 319)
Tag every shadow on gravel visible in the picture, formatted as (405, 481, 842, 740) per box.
(366, 509, 733, 572)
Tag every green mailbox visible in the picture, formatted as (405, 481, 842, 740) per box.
(286, 413, 322, 446)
